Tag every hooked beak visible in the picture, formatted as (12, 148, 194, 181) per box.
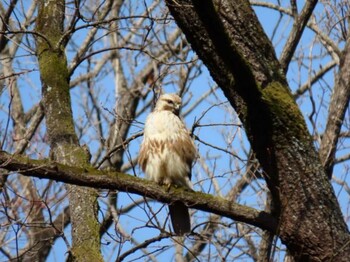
(174, 104, 180, 115)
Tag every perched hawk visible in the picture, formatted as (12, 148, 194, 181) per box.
(139, 93, 197, 235)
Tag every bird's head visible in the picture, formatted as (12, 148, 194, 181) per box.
(154, 93, 182, 115)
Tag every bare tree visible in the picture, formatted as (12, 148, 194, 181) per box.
(0, 0, 349, 261)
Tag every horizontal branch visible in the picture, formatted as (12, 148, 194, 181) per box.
(0, 151, 277, 233)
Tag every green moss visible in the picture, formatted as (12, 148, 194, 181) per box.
(36, 0, 65, 43)
(63, 145, 90, 166)
(37, 50, 69, 89)
(71, 232, 103, 262)
(261, 81, 310, 142)
(36, 0, 68, 87)
(69, 189, 102, 261)
(37, 35, 74, 146)
(37, 46, 77, 150)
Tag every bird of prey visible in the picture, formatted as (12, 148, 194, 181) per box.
(139, 93, 197, 235)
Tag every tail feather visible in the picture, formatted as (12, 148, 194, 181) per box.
(168, 201, 190, 235)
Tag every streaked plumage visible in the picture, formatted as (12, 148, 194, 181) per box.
(139, 93, 196, 235)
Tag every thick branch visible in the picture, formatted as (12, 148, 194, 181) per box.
(279, 0, 318, 73)
(319, 38, 350, 178)
(0, 151, 277, 233)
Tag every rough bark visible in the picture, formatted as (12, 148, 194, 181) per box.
(164, 0, 350, 260)
(35, 1, 103, 261)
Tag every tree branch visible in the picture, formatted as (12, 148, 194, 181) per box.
(0, 0, 18, 53)
(319, 38, 350, 178)
(279, 0, 318, 73)
(0, 151, 277, 233)
(250, 1, 341, 60)
(293, 60, 337, 99)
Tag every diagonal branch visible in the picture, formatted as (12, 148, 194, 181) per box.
(0, 0, 18, 53)
(0, 151, 277, 233)
(319, 38, 350, 178)
(279, 0, 318, 73)
(250, 1, 341, 60)
(293, 60, 337, 99)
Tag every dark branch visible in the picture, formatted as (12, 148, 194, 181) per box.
(279, 1, 318, 73)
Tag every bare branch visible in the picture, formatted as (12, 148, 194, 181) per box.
(0, 0, 18, 52)
(250, 0, 341, 59)
(279, 0, 318, 73)
(319, 38, 350, 178)
(0, 151, 277, 233)
(293, 60, 337, 98)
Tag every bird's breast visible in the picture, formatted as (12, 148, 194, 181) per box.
(144, 111, 185, 140)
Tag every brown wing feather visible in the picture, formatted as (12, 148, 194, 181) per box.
(138, 141, 149, 172)
(169, 136, 196, 177)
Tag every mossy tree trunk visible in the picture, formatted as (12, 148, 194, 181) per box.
(35, 1, 103, 261)
(165, 0, 350, 260)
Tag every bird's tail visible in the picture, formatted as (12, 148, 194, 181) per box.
(168, 201, 191, 235)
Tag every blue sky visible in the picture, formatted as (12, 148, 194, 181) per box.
(1, 1, 349, 261)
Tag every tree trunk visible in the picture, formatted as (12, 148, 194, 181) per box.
(35, 1, 103, 261)
(165, 0, 350, 260)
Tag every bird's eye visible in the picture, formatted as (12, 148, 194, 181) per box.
(166, 99, 174, 105)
